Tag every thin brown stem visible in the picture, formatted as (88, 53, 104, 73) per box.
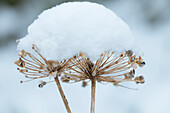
(90, 77, 96, 113)
(54, 76, 72, 113)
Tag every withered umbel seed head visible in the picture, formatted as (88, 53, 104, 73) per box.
(62, 50, 146, 89)
(15, 44, 73, 86)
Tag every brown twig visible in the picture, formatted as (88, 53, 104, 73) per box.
(54, 76, 72, 113)
(90, 77, 96, 113)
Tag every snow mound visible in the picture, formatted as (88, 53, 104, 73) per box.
(17, 2, 135, 60)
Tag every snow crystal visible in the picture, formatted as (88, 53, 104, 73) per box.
(17, 2, 135, 60)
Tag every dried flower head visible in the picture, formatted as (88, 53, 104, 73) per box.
(61, 50, 146, 89)
(15, 44, 72, 88)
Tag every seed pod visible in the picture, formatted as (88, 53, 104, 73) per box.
(82, 81, 87, 87)
(129, 69, 135, 78)
(126, 50, 133, 56)
(139, 61, 146, 67)
(135, 75, 145, 84)
(38, 81, 46, 88)
(130, 56, 136, 62)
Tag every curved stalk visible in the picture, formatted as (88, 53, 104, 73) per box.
(54, 76, 72, 113)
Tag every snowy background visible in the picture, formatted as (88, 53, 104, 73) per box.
(0, 0, 170, 113)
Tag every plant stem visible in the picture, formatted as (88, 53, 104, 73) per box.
(54, 76, 72, 113)
(90, 77, 96, 113)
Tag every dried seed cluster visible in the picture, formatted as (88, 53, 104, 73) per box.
(15, 44, 146, 89)
(61, 50, 146, 89)
(15, 44, 73, 87)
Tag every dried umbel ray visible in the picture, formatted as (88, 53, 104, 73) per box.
(61, 50, 146, 113)
(14, 44, 72, 113)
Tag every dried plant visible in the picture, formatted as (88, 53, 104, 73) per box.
(61, 50, 145, 113)
(15, 44, 146, 113)
(14, 44, 72, 113)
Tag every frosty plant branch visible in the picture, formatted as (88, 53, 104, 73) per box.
(14, 44, 72, 113)
(61, 50, 146, 113)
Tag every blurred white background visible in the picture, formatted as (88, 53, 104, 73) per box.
(0, 0, 170, 113)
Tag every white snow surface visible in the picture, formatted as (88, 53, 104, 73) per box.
(17, 2, 135, 60)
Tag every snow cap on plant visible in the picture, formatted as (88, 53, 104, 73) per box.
(15, 2, 146, 113)
(17, 2, 135, 61)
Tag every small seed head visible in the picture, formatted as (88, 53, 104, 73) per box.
(126, 50, 133, 56)
(135, 75, 145, 84)
(139, 61, 146, 67)
(38, 81, 47, 88)
(82, 81, 87, 87)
